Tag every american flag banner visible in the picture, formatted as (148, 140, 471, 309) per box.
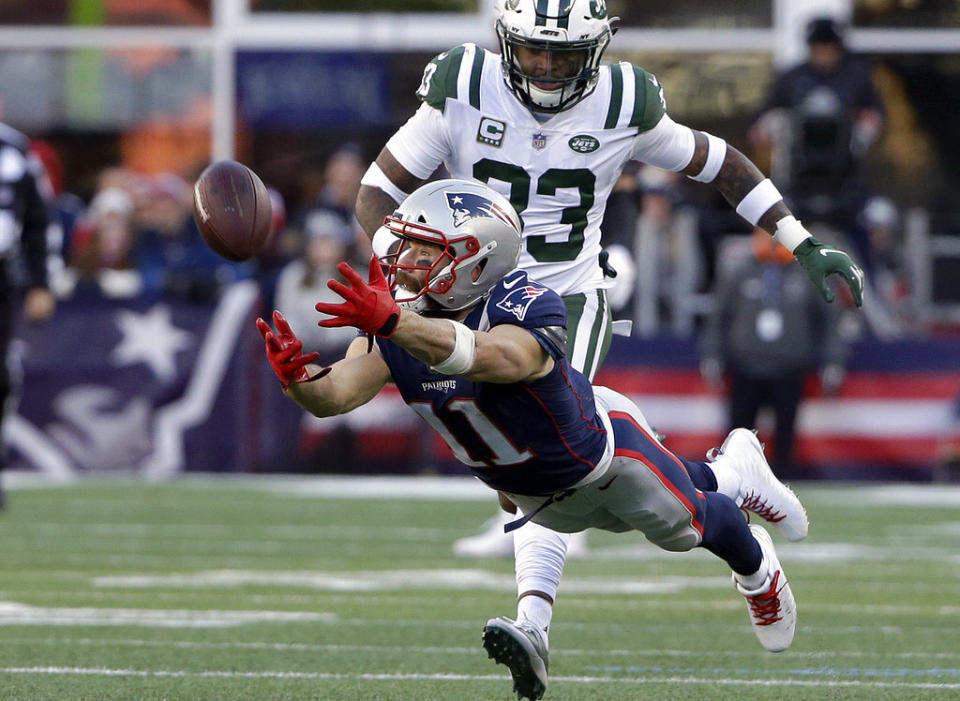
(598, 336, 960, 478)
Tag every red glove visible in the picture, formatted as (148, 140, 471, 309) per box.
(256, 310, 326, 390)
(315, 256, 401, 338)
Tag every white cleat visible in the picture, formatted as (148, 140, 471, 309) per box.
(734, 524, 798, 653)
(454, 514, 589, 559)
(564, 531, 589, 559)
(453, 513, 516, 558)
(482, 616, 549, 700)
(708, 428, 809, 541)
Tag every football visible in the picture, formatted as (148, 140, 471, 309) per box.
(192, 160, 273, 261)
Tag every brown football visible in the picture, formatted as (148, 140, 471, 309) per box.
(192, 160, 272, 261)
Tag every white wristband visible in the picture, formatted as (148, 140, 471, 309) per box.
(735, 178, 782, 226)
(360, 162, 409, 205)
(430, 319, 477, 376)
(688, 133, 727, 183)
(773, 215, 812, 253)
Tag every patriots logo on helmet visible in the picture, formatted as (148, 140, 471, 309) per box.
(445, 192, 500, 228)
(496, 284, 547, 322)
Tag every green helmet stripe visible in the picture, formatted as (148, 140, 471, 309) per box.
(535, 0, 549, 26)
(604, 64, 623, 129)
(468, 47, 484, 110)
(557, 0, 570, 29)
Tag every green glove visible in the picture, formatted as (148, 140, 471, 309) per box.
(793, 237, 864, 307)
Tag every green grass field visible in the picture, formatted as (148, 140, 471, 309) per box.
(1, 475, 958, 700)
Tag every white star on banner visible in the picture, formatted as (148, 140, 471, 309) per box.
(109, 305, 194, 382)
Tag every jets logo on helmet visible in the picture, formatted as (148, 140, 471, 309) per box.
(495, 0, 616, 113)
(496, 284, 547, 322)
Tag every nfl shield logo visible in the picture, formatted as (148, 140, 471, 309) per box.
(532, 132, 547, 150)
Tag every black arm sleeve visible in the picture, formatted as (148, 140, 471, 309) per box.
(856, 63, 885, 115)
(531, 325, 568, 360)
(18, 168, 49, 289)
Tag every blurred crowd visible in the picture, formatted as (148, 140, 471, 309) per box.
(5, 15, 955, 483)
(29, 130, 916, 349)
(18, 17, 928, 361)
(13, 16, 940, 390)
(34, 142, 374, 364)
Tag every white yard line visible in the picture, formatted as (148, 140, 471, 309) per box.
(592, 541, 960, 564)
(5, 593, 960, 618)
(2, 667, 959, 690)
(90, 569, 730, 595)
(9, 553, 355, 568)
(3, 591, 960, 618)
(183, 474, 495, 501)
(0, 602, 954, 635)
(815, 484, 960, 507)
(0, 603, 337, 628)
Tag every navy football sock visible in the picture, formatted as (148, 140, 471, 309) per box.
(682, 459, 718, 492)
(698, 491, 762, 575)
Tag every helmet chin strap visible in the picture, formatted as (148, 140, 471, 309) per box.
(526, 81, 564, 110)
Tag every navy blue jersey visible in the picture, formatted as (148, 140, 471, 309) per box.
(376, 271, 608, 496)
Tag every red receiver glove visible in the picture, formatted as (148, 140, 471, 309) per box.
(315, 256, 401, 338)
(256, 310, 328, 390)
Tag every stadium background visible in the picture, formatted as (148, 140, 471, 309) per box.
(2, 0, 958, 482)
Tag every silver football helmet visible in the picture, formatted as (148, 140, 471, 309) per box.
(495, 0, 616, 113)
(382, 179, 523, 314)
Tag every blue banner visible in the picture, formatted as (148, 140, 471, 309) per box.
(9, 283, 261, 478)
(236, 51, 393, 128)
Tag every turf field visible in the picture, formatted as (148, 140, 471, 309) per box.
(1, 474, 958, 700)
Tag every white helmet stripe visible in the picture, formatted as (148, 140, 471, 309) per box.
(550, 0, 570, 29)
(548, 0, 561, 25)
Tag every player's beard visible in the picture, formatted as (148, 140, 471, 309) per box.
(393, 252, 464, 317)
(394, 260, 431, 295)
(394, 261, 444, 316)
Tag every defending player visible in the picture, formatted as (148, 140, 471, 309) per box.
(259, 180, 808, 700)
(353, 0, 863, 687)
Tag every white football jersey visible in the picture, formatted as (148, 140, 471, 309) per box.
(386, 43, 695, 297)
